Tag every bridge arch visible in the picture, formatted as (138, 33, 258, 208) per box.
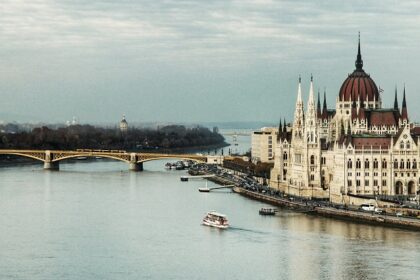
(52, 154, 130, 163)
(0, 151, 45, 162)
(138, 156, 206, 163)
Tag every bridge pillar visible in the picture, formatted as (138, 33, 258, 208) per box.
(44, 150, 59, 170)
(129, 162, 143, 171)
(44, 161, 59, 170)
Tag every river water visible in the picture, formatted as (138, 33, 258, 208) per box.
(0, 159, 419, 280)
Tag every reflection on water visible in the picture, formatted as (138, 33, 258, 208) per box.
(0, 160, 419, 280)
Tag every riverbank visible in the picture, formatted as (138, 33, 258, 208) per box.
(192, 166, 420, 231)
(233, 186, 420, 231)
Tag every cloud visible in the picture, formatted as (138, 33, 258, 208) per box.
(1, 0, 420, 122)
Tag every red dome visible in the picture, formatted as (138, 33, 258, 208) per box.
(339, 70, 379, 102)
(339, 35, 379, 102)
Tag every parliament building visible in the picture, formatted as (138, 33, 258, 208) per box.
(270, 37, 419, 203)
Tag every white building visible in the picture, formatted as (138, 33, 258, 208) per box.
(251, 127, 277, 163)
(269, 37, 419, 204)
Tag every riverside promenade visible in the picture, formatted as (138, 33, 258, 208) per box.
(190, 164, 420, 231)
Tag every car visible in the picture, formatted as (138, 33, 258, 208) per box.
(396, 212, 403, 217)
(360, 204, 375, 211)
(374, 207, 383, 213)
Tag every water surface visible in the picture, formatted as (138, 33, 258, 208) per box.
(0, 160, 419, 280)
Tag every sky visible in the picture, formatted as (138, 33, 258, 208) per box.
(1, 0, 420, 125)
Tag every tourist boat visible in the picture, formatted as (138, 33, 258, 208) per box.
(259, 208, 277, 215)
(202, 211, 229, 229)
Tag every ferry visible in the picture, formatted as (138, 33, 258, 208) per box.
(259, 208, 276, 215)
(202, 211, 229, 229)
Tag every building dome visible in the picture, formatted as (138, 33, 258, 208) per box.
(338, 36, 379, 102)
(120, 115, 128, 133)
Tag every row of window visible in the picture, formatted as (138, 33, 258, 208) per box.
(348, 172, 387, 177)
(348, 179, 387, 187)
(347, 158, 418, 170)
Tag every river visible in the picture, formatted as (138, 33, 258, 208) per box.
(0, 129, 419, 279)
(0, 159, 419, 280)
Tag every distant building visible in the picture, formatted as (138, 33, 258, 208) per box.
(268, 36, 420, 203)
(120, 115, 128, 134)
(251, 127, 277, 163)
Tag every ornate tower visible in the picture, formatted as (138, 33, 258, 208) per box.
(305, 75, 318, 144)
(293, 76, 305, 139)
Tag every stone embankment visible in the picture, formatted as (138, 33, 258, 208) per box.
(194, 169, 420, 231)
(233, 186, 420, 230)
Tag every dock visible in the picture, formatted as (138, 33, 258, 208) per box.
(198, 185, 234, 192)
(180, 174, 215, 181)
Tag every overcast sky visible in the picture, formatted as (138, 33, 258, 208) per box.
(1, 0, 420, 124)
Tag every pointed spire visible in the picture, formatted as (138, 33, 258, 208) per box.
(297, 75, 302, 103)
(355, 32, 364, 71)
(277, 117, 283, 141)
(322, 89, 328, 119)
(283, 118, 287, 134)
(317, 89, 322, 118)
(308, 74, 315, 104)
(394, 86, 399, 110)
(401, 84, 408, 120)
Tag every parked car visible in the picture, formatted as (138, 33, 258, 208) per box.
(374, 207, 383, 214)
(360, 204, 375, 211)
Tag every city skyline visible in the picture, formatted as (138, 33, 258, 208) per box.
(1, 0, 420, 123)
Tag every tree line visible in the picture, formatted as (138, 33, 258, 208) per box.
(0, 124, 225, 151)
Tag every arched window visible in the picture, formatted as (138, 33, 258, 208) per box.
(406, 141, 411, 149)
(382, 159, 387, 169)
(373, 159, 378, 169)
(364, 159, 370, 169)
(310, 155, 315, 165)
(394, 159, 398, 169)
(400, 159, 405, 169)
(407, 159, 411, 169)
(347, 159, 353, 169)
(356, 159, 361, 169)
(400, 142, 405, 149)
(413, 159, 417, 169)
(283, 152, 288, 160)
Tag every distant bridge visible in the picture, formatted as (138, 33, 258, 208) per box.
(0, 149, 224, 171)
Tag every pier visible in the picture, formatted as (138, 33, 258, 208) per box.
(180, 174, 215, 181)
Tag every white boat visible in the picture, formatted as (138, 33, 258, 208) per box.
(198, 180, 210, 192)
(202, 211, 229, 229)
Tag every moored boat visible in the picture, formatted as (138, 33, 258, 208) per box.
(202, 211, 229, 229)
(259, 208, 276, 215)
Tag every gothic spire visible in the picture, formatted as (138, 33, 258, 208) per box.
(277, 117, 283, 141)
(401, 85, 408, 120)
(394, 86, 399, 110)
(355, 32, 363, 71)
(317, 89, 322, 118)
(322, 89, 328, 119)
(283, 118, 287, 134)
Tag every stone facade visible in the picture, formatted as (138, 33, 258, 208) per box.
(251, 127, 277, 163)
